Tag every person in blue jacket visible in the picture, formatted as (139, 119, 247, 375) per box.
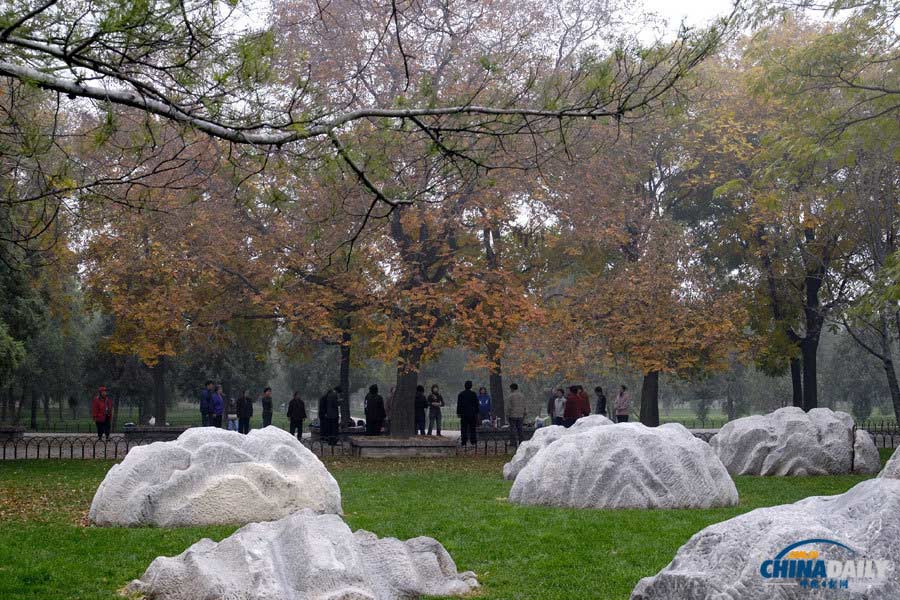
(477, 386, 492, 422)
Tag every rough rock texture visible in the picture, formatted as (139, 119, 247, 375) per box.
(509, 422, 738, 509)
(710, 407, 880, 476)
(89, 426, 341, 527)
(631, 478, 900, 599)
(880, 448, 900, 479)
(853, 429, 881, 474)
(126, 509, 479, 600)
(502, 415, 613, 480)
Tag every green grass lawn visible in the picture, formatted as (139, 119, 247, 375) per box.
(0, 449, 895, 600)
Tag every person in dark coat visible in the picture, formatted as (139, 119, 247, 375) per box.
(364, 385, 386, 436)
(236, 390, 253, 434)
(199, 380, 214, 427)
(594, 386, 608, 417)
(414, 385, 428, 435)
(427, 384, 444, 436)
(457, 380, 480, 446)
(318, 386, 341, 445)
(287, 391, 307, 440)
(260, 387, 274, 427)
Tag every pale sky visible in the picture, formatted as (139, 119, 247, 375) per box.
(642, 0, 738, 29)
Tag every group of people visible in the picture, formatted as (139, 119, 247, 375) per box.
(199, 381, 271, 434)
(547, 384, 632, 425)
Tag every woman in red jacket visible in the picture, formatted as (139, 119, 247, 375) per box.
(92, 386, 113, 440)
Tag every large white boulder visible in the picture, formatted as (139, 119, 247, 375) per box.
(509, 422, 738, 509)
(880, 448, 900, 479)
(710, 407, 880, 476)
(89, 426, 342, 527)
(632, 478, 900, 599)
(502, 414, 614, 480)
(125, 509, 479, 600)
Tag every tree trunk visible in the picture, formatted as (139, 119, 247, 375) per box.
(42, 394, 50, 426)
(112, 394, 120, 432)
(487, 343, 504, 424)
(639, 370, 660, 427)
(800, 340, 818, 411)
(30, 388, 38, 430)
(150, 356, 167, 425)
(13, 388, 24, 424)
(391, 346, 423, 438)
(339, 329, 353, 428)
(790, 358, 803, 408)
(877, 314, 900, 422)
(57, 394, 63, 420)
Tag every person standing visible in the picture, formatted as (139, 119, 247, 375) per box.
(287, 391, 307, 440)
(364, 385, 386, 436)
(563, 386, 581, 427)
(615, 385, 631, 423)
(457, 381, 480, 447)
(414, 385, 428, 436)
(92, 386, 113, 440)
(594, 386, 608, 417)
(576, 385, 591, 418)
(261, 387, 274, 428)
(211, 384, 225, 428)
(318, 386, 341, 445)
(236, 390, 253, 434)
(552, 388, 566, 426)
(477, 386, 492, 423)
(506, 383, 527, 445)
(224, 394, 238, 431)
(427, 384, 444, 436)
(199, 380, 214, 427)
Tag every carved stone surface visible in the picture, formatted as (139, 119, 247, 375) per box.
(502, 415, 614, 481)
(89, 426, 341, 527)
(632, 478, 900, 599)
(710, 407, 879, 476)
(126, 509, 479, 600)
(509, 422, 738, 509)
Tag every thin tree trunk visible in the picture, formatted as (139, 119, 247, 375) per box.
(150, 356, 167, 425)
(639, 370, 660, 427)
(339, 329, 353, 428)
(487, 343, 504, 424)
(801, 340, 818, 411)
(30, 388, 38, 430)
(42, 394, 50, 426)
(57, 393, 63, 420)
(790, 358, 803, 408)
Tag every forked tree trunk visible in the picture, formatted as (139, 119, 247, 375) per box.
(639, 370, 660, 427)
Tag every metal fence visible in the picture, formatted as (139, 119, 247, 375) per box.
(0, 434, 530, 460)
(2, 427, 898, 461)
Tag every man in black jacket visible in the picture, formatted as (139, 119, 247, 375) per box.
(364, 385, 386, 436)
(318, 386, 341, 445)
(287, 392, 307, 440)
(456, 380, 480, 447)
(236, 391, 253, 434)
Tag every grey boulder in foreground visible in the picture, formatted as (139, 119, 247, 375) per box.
(631, 477, 900, 599)
(710, 407, 881, 476)
(89, 426, 342, 527)
(126, 509, 479, 600)
(509, 422, 738, 509)
(880, 446, 900, 479)
(502, 414, 614, 480)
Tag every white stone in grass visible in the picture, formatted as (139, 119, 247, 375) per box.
(502, 415, 613, 481)
(125, 509, 479, 600)
(709, 407, 881, 476)
(509, 422, 738, 509)
(631, 477, 900, 600)
(880, 448, 900, 479)
(89, 426, 341, 527)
